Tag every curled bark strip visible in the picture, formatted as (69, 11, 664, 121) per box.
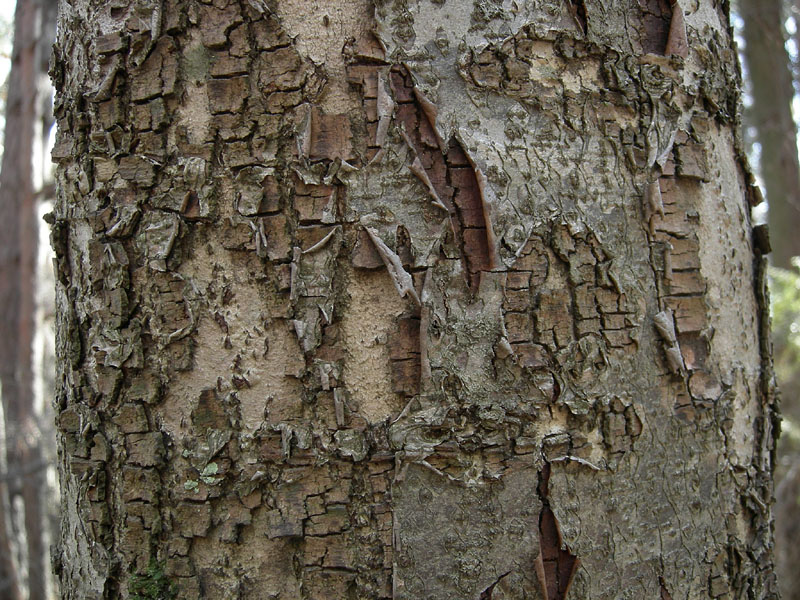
(296, 106, 312, 159)
(333, 388, 345, 427)
(419, 269, 433, 384)
(364, 226, 421, 305)
(302, 225, 339, 254)
(656, 129, 677, 169)
(86, 55, 121, 102)
(390, 64, 494, 290)
(653, 309, 678, 344)
(289, 247, 301, 302)
(130, 0, 163, 68)
(249, 220, 268, 258)
(644, 179, 664, 235)
(374, 71, 394, 149)
(409, 157, 450, 212)
(654, 309, 686, 375)
(646, 180, 664, 217)
(412, 87, 446, 152)
(549, 455, 602, 470)
(473, 167, 500, 270)
(663, 243, 673, 283)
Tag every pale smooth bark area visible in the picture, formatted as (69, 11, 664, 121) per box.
(50, 1, 776, 598)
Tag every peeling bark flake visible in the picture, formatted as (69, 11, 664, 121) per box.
(302, 225, 339, 254)
(364, 226, 421, 305)
(654, 309, 686, 375)
(409, 156, 450, 212)
(665, 1, 689, 58)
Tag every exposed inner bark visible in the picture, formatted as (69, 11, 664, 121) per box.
(639, 0, 672, 54)
(536, 464, 578, 600)
(389, 65, 492, 291)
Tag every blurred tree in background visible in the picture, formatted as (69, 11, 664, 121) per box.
(768, 263, 800, 600)
(740, 0, 800, 270)
(0, 0, 57, 598)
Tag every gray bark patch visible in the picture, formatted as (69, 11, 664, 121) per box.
(393, 463, 543, 599)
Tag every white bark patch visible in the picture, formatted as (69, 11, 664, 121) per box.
(694, 126, 761, 466)
(340, 269, 406, 424)
(276, 0, 372, 114)
(176, 31, 212, 145)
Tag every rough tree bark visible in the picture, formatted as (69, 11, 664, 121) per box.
(740, 0, 800, 269)
(50, 0, 777, 598)
(0, 0, 58, 598)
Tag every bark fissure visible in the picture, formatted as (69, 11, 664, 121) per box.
(478, 570, 512, 600)
(535, 464, 578, 600)
(567, 0, 588, 36)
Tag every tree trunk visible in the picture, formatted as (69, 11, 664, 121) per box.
(0, 399, 22, 600)
(740, 0, 800, 268)
(50, 1, 777, 598)
(0, 0, 58, 598)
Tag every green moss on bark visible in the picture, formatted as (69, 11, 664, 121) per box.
(129, 559, 176, 600)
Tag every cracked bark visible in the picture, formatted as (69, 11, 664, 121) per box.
(51, 0, 776, 598)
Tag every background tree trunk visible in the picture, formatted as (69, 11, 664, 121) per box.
(740, 0, 800, 269)
(51, 1, 777, 598)
(0, 0, 58, 598)
(0, 398, 22, 600)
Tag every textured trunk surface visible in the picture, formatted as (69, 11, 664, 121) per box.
(740, 0, 800, 269)
(51, 1, 777, 598)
